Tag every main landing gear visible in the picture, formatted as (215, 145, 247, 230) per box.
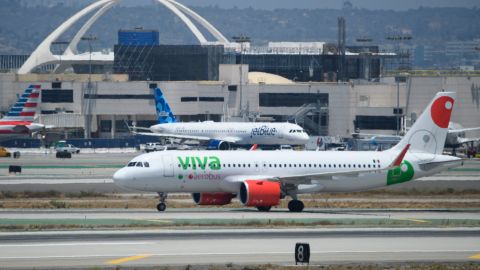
(156, 192, 168, 212)
(288, 199, 304, 212)
(256, 206, 272, 212)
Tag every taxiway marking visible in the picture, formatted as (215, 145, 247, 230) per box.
(106, 254, 152, 265)
(469, 253, 480, 260)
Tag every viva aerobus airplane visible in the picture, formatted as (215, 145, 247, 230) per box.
(114, 92, 462, 212)
(133, 88, 309, 149)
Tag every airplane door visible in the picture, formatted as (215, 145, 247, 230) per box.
(277, 124, 285, 139)
(162, 156, 174, 177)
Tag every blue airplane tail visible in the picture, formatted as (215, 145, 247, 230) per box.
(154, 87, 176, 124)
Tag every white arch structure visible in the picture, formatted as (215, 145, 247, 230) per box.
(18, 0, 231, 74)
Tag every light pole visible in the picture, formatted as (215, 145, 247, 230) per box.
(81, 35, 97, 83)
(80, 35, 97, 139)
(394, 74, 408, 135)
(232, 35, 250, 118)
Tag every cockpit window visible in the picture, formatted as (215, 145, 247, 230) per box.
(127, 162, 136, 167)
(136, 162, 143, 167)
(144, 162, 150, 167)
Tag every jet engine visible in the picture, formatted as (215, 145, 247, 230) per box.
(239, 180, 281, 207)
(192, 192, 234, 205)
(207, 140, 230, 150)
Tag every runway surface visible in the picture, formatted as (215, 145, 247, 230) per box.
(0, 228, 479, 268)
(1, 208, 479, 220)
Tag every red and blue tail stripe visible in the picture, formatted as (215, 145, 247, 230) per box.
(1, 85, 41, 122)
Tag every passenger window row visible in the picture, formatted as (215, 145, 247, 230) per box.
(177, 162, 380, 169)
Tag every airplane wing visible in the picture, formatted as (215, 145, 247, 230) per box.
(224, 167, 391, 185)
(457, 137, 480, 145)
(221, 137, 242, 143)
(448, 127, 480, 133)
(134, 131, 211, 141)
(129, 126, 152, 132)
(133, 131, 242, 143)
(418, 159, 463, 171)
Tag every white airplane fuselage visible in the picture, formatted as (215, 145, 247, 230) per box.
(114, 150, 461, 194)
(149, 122, 309, 145)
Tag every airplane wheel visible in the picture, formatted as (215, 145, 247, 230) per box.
(256, 206, 272, 212)
(156, 203, 166, 212)
(288, 200, 304, 212)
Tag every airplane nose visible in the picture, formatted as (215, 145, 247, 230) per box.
(113, 168, 129, 186)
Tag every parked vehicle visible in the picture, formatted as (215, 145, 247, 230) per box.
(54, 141, 80, 154)
(0, 147, 11, 157)
(145, 142, 164, 153)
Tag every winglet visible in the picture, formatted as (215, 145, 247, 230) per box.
(390, 144, 410, 167)
(249, 144, 258, 151)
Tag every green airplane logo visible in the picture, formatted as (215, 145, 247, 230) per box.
(178, 156, 221, 170)
(387, 160, 414, 185)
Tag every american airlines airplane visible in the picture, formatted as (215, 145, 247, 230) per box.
(0, 85, 46, 139)
(134, 88, 309, 149)
(114, 92, 462, 212)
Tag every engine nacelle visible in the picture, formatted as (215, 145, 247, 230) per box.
(207, 140, 230, 150)
(239, 180, 281, 207)
(192, 192, 234, 205)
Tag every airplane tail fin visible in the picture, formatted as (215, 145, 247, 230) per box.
(389, 91, 456, 155)
(154, 87, 176, 124)
(0, 85, 41, 122)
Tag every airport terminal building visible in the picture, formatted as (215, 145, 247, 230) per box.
(1, 0, 480, 144)
(2, 70, 480, 142)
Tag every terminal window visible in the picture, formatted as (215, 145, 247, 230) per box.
(259, 93, 328, 107)
(355, 115, 398, 130)
(100, 120, 112, 132)
(181, 97, 198, 102)
(199, 97, 224, 102)
(41, 89, 73, 103)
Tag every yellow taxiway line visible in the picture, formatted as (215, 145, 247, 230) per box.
(106, 254, 152, 265)
(396, 218, 430, 223)
(469, 253, 480, 260)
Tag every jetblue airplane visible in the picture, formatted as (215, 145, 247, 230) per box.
(114, 92, 462, 212)
(133, 88, 309, 149)
(0, 85, 47, 139)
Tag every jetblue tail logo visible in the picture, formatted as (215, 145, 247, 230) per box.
(1, 84, 40, 122)
(154, 87, 176, 124)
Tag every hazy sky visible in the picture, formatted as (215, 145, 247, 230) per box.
(137, 0, 480, 10)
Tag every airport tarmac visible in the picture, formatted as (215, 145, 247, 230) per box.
(0, 152, 479, 269)
(1, 208, 479, 220)
(0, 228, 478, 268)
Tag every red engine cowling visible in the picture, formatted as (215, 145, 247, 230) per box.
(239, 180, 281, 207)
(192, 192, 234, 205)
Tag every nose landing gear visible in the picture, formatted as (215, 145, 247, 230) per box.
(156, 192, 168, 212)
